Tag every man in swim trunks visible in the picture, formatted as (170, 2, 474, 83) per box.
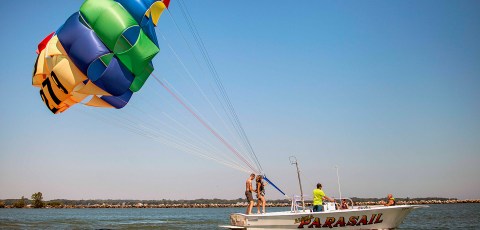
(245, 173, 255, 214)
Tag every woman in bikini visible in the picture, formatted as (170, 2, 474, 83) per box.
(255, 175, 266, 214)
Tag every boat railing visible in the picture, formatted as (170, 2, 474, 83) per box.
(291, 194, 309, 213)
(291, 195, 356, 212)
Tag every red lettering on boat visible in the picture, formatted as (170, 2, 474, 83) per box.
(333, 216, 346, 227)
(297, 215, 313, 228)
(356, 215, 368, 226)
(374, 213, 383, 224)
(308, 217, 321, 228)
(322, 217, 336, 228)
(368, 214, 377, 224)
(347, 216, 358, 226)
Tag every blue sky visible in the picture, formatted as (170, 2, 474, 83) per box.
(0, 0, 479, 201)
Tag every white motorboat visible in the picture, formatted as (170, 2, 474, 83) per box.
(221, 157, 427, 229)
(222, 197, 426, 229)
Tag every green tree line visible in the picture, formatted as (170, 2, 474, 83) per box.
(0, 194, 458, 208)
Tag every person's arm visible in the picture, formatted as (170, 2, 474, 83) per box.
(324, 195, 335, 202)
(385, 199, 394, 206)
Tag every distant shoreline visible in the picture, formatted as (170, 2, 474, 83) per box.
(1, 199, 478, 209)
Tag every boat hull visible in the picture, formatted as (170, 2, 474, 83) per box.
(223, 205, 424, 229)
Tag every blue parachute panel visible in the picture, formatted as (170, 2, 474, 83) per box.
(91, 58, 134, 96)
(101, 90, 133, 109)
(56, 13, 110, 74)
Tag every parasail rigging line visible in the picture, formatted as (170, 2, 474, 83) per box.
(128, 98, 247, 168)
(149, 74, 253, 169)
(157, 31, 251, 160)
(116, 102, 252, 172)
(153, 74, 260, 173)
(138, 121, 251, 172)
(161, 78, 251, 164)
(173, 0, 263, 173)
(75, 105, 252, 173)
(133, 105, 218, 155)
(164, 7, 249, 153)
(164, 5, 256, 162)
(161, 112, 240, 165)
(170, 2, 252, 163)
(143, 101, 251, 172)
(98, 67, 251, 171)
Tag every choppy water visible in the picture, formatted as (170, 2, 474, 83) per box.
(0, 204, 478, 229)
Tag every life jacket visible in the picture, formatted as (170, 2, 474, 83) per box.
(389, 197, 396, 206)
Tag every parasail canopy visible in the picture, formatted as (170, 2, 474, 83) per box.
(32, 0, 170, 114)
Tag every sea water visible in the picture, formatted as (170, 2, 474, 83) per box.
(0, 204, 478, 229)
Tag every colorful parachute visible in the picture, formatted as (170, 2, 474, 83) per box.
(32, 0, 170, 114)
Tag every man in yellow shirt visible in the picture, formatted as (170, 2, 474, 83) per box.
(312, 183, 334, 212)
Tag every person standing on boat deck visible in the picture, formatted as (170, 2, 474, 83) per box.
(255, 175, 266, 214)
(383, 194, 396, 206)
(312, 183, 334, 212)
(245, 173, 255, 214)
